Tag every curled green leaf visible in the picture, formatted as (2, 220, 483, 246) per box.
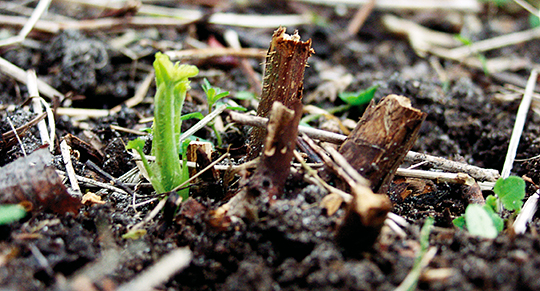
(338, 84, 378, 106)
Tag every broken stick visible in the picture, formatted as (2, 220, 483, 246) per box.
(339, 94, 427, 193)
(248, 26, 313, 160)
(225, 101, 303, 219)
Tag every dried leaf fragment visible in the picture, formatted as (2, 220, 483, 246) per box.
(320, 193, 343, 216)
(81, 192, 105, 205)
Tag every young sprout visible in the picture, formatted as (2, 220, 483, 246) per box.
(202, 78, 230, 113)
(127, 52, 198, 199)
(453, 176, 525, 238)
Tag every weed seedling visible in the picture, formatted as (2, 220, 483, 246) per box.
(300, 84, 378, 127)
(181, 78, 246, 147)
(127, 52, 198, 199)
(453, 176, 525, 238)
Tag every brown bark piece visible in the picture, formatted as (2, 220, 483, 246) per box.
(336, 182, 392, 256)
(248, 27, 313, 160)
(0, 148, 80, 214)
(222, 101, 303, 219)
(339, 94, 427, 193)
(248, 101, 303, 201)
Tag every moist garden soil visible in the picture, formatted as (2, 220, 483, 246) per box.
(2, 1, 540, 290)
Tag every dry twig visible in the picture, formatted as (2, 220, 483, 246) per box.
(27, 70, 55, 152)
(0, 56, 64, 100)
(60, 139, 81, 197)
(501, 69, 538, 178)
(0, 0, 51, 47)
(293, 0, 480, 11)
(116, 248, 192, 291)
(229, 110, 500, 181)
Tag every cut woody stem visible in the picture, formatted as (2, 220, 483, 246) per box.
(248, 26, 314, 160)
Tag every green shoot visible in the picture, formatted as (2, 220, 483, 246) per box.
(201, 78, 237, 147)
(181, 112, 205, 121)
(454, 34, 490, 76)
(0, 204, 26, 225)
(338, 84, 378, 107)
(395, 217, 435, 291)
(301, 85, 378, 127)
(127, 52, 198, 196)
(234, 91, 257, 101)
(126, 138, 164, 193)
(202, 78, 230, 113)
(452, 176, 525, 238)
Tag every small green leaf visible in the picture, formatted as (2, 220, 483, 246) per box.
(465, 204, 499, 239)
(0, 204, 26, 225)
(485, 195, 499, 213)
(215, 91, 230, 100)
(454, 34, 472, 46)
(234, 91, 257, 100)
(214, 100, 247, 112)
(338, 85, 378, 106)
(226, 105, 247, 112)
(180, 112, 204, 121)
(202, 78, 229, 109)
(529, 14, 540, 28)
(483, 204, 504, 232)
(493, 176, 525, 212)
(126, 138, 145, 152)
(419, 217, 434, 251)
(452, 215, 465, 229)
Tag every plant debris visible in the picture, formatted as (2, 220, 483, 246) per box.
(2, 1, 540, 290)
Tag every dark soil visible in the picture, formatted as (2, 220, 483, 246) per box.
(2, 1, 540, 290)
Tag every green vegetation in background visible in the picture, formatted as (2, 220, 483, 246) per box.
(0, 204, 26, 225)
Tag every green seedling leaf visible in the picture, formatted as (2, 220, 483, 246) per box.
(0, 204, 26, 225)
(234, 91, 257, 100)
(181, 112, 204, 121)
(485, 195, 499, 213)
(452, 215, 465, 229)
(226, 106, 247, 112)
(419, 216, 434, 251)
(338, 84, 378, 106)
(454, 34, 472, 46)
(493, 176, 525, 212)
(202, 78, 230, 111)
(127, 52, 197, 195)
(126, 138, 164, 193)
(465, 204, 499, 239)
(529, 14, 540, 28)
(214, 100, 247, 112)
(126, 137, 145, 152)
(483, 204, 504, 233)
